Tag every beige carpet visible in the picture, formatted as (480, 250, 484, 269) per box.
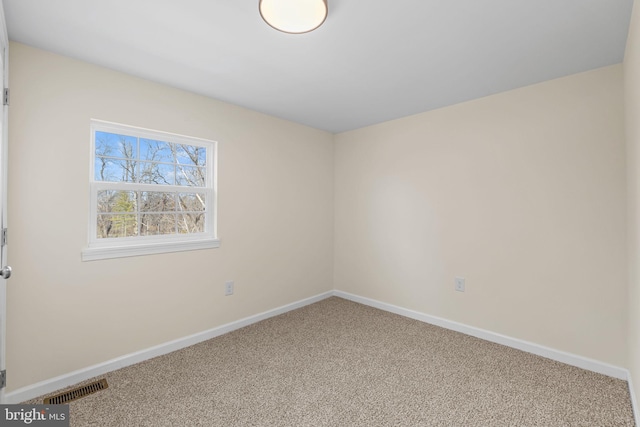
(26, 297, 635, 426)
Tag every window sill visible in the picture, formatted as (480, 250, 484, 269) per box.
(81, 238, 220, 261)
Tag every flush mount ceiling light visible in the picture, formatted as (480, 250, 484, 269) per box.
(259, 0, 328, 34)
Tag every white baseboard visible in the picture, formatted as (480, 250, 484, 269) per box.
(334, 290, 628, 380)
(628, 371, 640, 426)
(336, 290, 636, 425)
(5, 291, 333, 404)
(6, 287, 633, 422)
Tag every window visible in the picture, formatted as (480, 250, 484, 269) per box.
(82, 120, 219, 261)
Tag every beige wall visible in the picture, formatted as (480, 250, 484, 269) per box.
(626, 0, 640, 413)
(7, 38, 632, 396)
(334, 65, 627, 366)
(6, 43, 334, 392)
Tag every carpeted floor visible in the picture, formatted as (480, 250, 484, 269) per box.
(26, 297, 635, 426)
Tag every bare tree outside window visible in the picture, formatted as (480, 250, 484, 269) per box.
(93, 130, 210, 240)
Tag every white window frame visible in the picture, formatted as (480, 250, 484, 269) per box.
(82, 120, 220, 261)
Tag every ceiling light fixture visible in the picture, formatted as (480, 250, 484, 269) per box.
(259, 0, 328, 34)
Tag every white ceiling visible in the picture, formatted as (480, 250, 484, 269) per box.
(3, 0, 634, 133)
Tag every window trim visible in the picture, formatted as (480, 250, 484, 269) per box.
(82, 120, 220, 261)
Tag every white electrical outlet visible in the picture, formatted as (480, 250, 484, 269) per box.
(454, 277, 465, 292)
(225, 281, 234, 296)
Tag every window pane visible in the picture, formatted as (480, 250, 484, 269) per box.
(140, 139, 174, 163)
(97, 214, 137, 238)
(140, 213, 176, 236)
(95, 158, 137, 182)
(178, 213, 205, 234)
(97, 190, 137, 213)
(176, 166, 206, 187)
(139, 162, 175, 185)
(140, 192, 176, 212)
(176, 144, 206, 166)
(90, 122, 215, 250)
(177, 193, 206, 212)
(95, 132, 137, 159)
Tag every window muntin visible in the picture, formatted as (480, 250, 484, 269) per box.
(84, 120, 218, 260)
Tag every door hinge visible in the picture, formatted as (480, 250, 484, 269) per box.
(1, 228, 7, 246)
(3, 88, 8, 106)
(0, 370, 6, 389)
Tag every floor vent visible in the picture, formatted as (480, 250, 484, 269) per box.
(43, 379, 108, 405)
